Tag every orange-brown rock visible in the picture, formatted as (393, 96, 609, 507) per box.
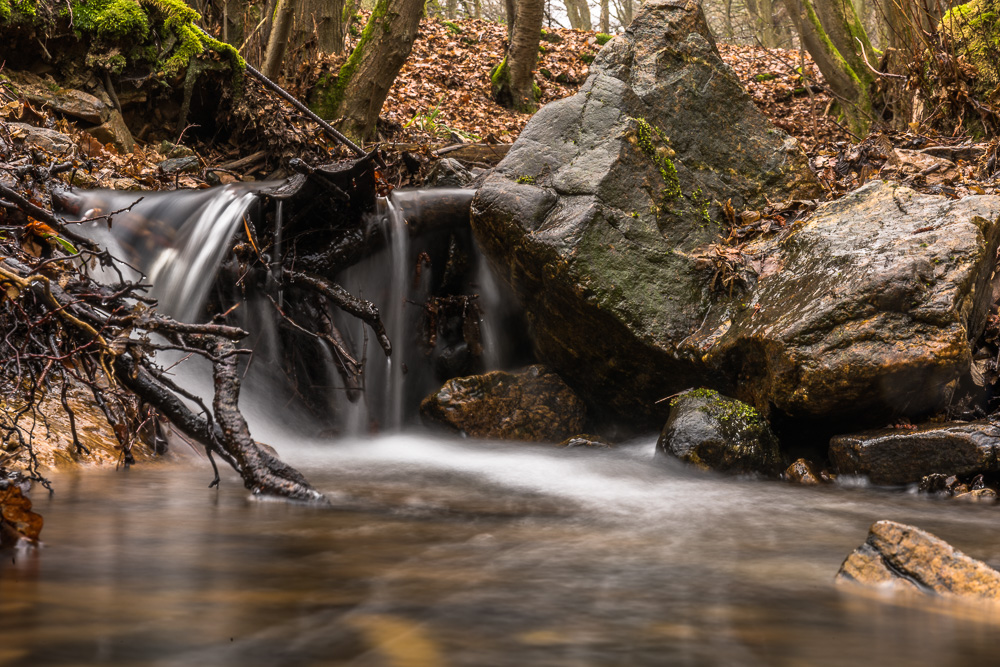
(420, 365, 586, 442)
(0, 481, 43, 546)
(837, 520, 1000, 600)
(784, 458, 828, 484)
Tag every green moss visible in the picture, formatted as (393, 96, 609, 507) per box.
(443, 20, 461, 33)
(670, 387, 718, 407)
(516, 175, 535, 184)
(579, 52, 595, 64)
(0, 0, 36, 23)
(754, 72, 776, 82)
(595, 32, 612, 45)
(943, 0, 1000, 86)
(632, 117, 681, 200)
(540, 28, 561, 42)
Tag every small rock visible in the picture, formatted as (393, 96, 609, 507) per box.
(655, 389, 783, 476)
(784, 458, 828, 484)
(420, 365, 586, 442)
(0, 481, 43, 547)
(559, 434, 613, 448)
(86, 110, 135, 154)
(158, 156, 201, 174)
(159, 140, 196, 158)
(425, 158, 474, 187)
(6, 122, 75, 154)
(830, 420, 1000, 485)
(837, 520, 1000, 600)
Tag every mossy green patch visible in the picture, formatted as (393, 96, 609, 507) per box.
(632, 117, 681, 200)
(0, 0, 36, 23)
(943, 0, 1000, 86)
(595, 32, 613, 45)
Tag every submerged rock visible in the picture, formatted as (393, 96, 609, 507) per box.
(420, 365, 586, 442)
(559, 434, 614, 448)
(471, 0, 1000, 428)
(0, 478, 43, 546)
(829, 421, 1000, 485)
(655, 389, 782, 475)
(837, 520, 1000, 600)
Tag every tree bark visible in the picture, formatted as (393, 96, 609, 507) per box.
(504, 0, 517, 38)
(564, 0, 592, 29)
(308, 0, 424, 141)
(491, 0, 544, 112)
(781, 0, 876, 133)
(263, 0, 297, 79)
(600, 0, 609, 32)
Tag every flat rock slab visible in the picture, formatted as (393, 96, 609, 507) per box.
(6, 122, 75, 154)
(830, 420, 1000, 485)
(837, 520, 1000, 600)
(23, 86, 111, 125)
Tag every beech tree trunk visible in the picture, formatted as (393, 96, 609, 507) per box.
(600, 0, 609, 32)
(504, 0, 517, 38)
(307, 0, 424, 141)
(491, 0, 544, 112)
(263, 0, 297, 79)
(781, 0, 876, 133)
(564, 0, 592, 29)
(298, 0, 345, 54)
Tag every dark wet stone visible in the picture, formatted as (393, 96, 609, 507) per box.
(837, 520, 1000, 600)
(420, 365, 586, 442)
(655, 389, 783, 476)
(158, 156, 201, 174)
(7, 122, 74, 154)
(425, 158, 474, 187)
(471, 0, 1000, 428)
(829, 421, 1000, 485)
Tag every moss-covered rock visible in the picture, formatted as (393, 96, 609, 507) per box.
(943, 0, 1000, 89)
(655, 389, 783, 476)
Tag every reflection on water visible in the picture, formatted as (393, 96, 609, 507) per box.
(3, 435, 1000, 666)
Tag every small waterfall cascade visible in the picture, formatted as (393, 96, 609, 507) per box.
(61, 185, 267, 323)
(58, 183, 512, 436)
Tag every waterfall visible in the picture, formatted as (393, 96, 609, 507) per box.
(58, 183, 503, 436)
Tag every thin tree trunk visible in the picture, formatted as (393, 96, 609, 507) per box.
(491, 0, 544, 111)
(263, 0, 297, 79)
(504, 0, 517, 38)
(564, 0, 591, 29)
(781, 0, 876, 133)
(600, 0, 609, 32)
(308, 0, 424, 141)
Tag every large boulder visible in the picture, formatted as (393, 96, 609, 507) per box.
(420, 365, 586, 442)
(830, 421, 1000, 485)
(656, 388, 783, 475)
(837, 521, 1000, 600)
(471, 0, 1000, 428)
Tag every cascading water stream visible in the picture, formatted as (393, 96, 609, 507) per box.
(59, 183, 497, 436)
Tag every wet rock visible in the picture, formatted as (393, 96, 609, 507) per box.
(837, 520, 1000, 600)
(158, 156, 201, 174)
(86, 110, 135, 153)
(22, 86, 111, 124)
(420, 365, 586, 441)
(920, 472, 999, 501)
(830, 421, 1000, 485)
(0, 478, 43, 546)
(471, 0, 1000, 428)
(559, 434, 614, 448)
(6, 122, 75, 154)
(425, 158, 474, 187)
(159, 140, 196, 158)
(784, 458, 829, 485)
(655, 389, 783, 475)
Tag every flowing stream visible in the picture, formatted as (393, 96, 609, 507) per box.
(3, 437, 1000, 665)
(13, 186, 999, 664)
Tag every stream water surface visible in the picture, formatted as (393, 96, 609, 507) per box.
(3, 435, 1000, 666)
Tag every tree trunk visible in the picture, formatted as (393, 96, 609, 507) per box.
(504, 0, 517, 38)
(263, 0, 297, 79)
(491, 0, 544, 112)
(307, 0, 424, 141)
(781, 0, 876, 133)
(600, 0, 609, 32)
(564, 0, 592, 29)
(447, 0, 458, 19)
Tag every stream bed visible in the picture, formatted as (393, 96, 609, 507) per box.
(3, 435, 1000, 665)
